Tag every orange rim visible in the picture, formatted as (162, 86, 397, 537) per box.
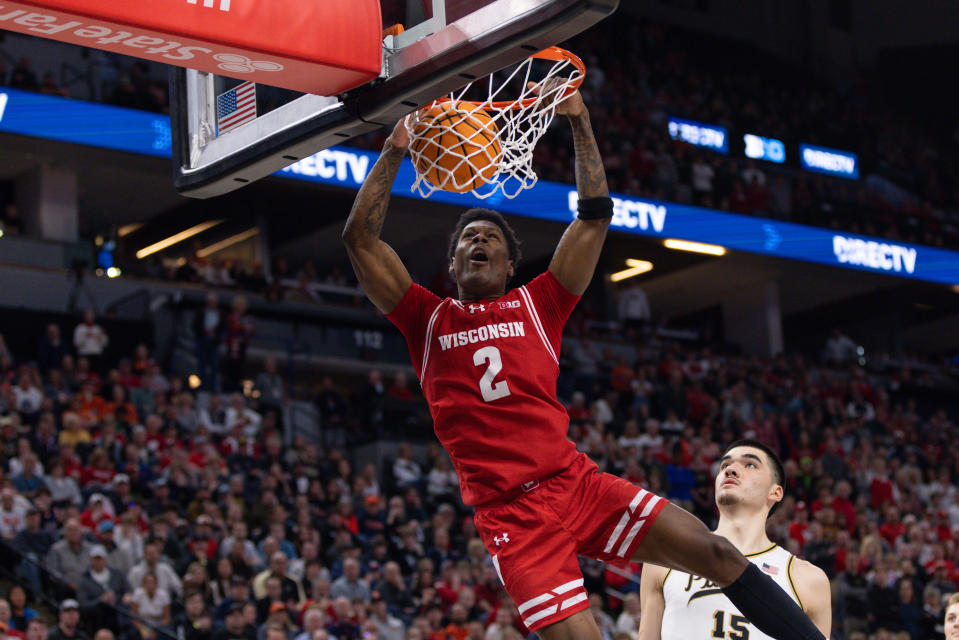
(440, 46, 585, 111)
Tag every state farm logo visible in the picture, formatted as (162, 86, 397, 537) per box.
(187, 0, 231, 11)
(214, 53, 283, 74)
(0, 9, 284, 74)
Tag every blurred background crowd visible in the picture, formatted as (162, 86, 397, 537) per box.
(0, 305, 957, 640)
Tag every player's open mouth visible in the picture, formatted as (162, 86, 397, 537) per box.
(469, 248, 489, 263)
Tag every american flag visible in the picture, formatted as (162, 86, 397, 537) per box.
(216, 81, 256, 134)
(761, 563, 779, 576)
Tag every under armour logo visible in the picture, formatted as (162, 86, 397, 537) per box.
(468, 303, 486, 313)
(494, 533, 510, 546)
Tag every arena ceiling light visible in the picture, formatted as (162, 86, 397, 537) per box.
(196, 228, 260, 258)
(117, 223, 144, 238)
(610, 259, 653, 282)
(135, 220, 224, 259)
(663, 238, 727, 256)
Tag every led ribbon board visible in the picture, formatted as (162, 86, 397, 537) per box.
(2, 88, 956, 285)
(744, 134, 785, 164)
(800, 143, 858, 179)
(667, 117, 728, 154)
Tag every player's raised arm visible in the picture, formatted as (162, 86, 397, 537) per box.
(637, 564, 667, 640)
(790, 558, 832, 638)
(546, 87, 613, 296)
(342, 120, 414, 314)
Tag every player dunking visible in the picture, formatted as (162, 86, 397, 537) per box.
(639, 440, 831, 640)
(341, 87, 826, 640)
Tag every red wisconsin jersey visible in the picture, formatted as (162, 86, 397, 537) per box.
(387, 271, 580, 506)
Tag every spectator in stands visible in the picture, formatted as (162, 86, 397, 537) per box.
(0, 488, 29, 540)
(11, 508, 53, 596)
(212, 602, 251, 640)
(330, 557, 370, 602)
(392, 443, 422, 490)
(11, 454, 44, 499)
(252, 552, 303, 610)
(173, 590, 214, 640)
(4, 585, 35, 633)
(46, 518, 90, 592)
(824, 328, 858, 364)
(294, 608, 329, 640)
(95, 519, 133, 575)
(225, 394, 262, 438)
(194, 294, 224, 392)
(617, 281, 651, 338)
(220, 521, 262, 572)
(426, 456, 458, 505)
(128, 538, 182, 600)
(37, 325, 68, 374)
(199, 394, 229, 436)
(224, 297, 254, 391)
(615, 592, 641, 635)
(254, 357, 286, 424)
(43, 460, 81, 506)
(73, 311, 108, 374)
(357, 370, 386, 433)
(10, 375, 43, 424)
(46, 600, 80, 640)
(23, 618, 46, 640)
(76, 544, 130, 632)
(314, 377, 348, 429)
(129, 571, 171, 631)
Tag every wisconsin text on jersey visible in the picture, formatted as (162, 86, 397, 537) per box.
(436, 322, 526, 351)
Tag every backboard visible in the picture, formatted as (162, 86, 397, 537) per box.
(170, 0, 618, 198)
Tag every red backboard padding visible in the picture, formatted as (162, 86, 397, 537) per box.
(0, 0, 383, 95)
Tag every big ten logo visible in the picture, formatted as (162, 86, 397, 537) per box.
(213, 53, 283, 74)
(187, 0, 232, 11)
(354, 330, 383, 350)
(498, 300, 520, 309)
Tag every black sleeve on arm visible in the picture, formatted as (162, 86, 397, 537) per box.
(722, 564, 825, 640)
(576, 196, 614, 220)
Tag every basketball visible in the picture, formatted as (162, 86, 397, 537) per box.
(409, 102, 501, 193)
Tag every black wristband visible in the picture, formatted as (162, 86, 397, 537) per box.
(577, 196, 614, 220)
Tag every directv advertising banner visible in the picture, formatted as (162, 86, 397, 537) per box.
(0, 87, 171, 156)
(667, 116, 729, 154)
(281, 149, 956, 286)
(2, 87, 956, 285)
(799, 143, 859, 179)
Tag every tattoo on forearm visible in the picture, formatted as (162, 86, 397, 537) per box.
(570, 113, 609, 199)
(344, 144, 404, 243)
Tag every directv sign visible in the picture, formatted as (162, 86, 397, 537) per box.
(800, 143, 858, 179)
(744, 134, 785, 164)
(5, 87, 959, 286)
(667, 117, 728, 154)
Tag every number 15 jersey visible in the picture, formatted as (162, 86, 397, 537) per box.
(386, 271, 581, 507)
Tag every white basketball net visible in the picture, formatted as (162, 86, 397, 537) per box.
(406, 50, 584, 200)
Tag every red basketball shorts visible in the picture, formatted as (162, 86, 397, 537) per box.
(473, 453, 668, 631)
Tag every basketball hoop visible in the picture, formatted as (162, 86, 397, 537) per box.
(406, 47, 586, 200)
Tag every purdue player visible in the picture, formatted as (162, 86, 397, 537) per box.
(639, 441, 831, 640)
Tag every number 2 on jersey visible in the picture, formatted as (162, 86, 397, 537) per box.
(473, 346, 511, 402)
